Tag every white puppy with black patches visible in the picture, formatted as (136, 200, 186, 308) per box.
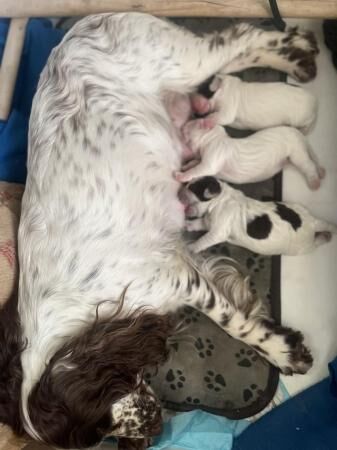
(176, 120, 325, 190)
(182, 176, 337, 255)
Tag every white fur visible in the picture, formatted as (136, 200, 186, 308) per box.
(178, 120, 324, 189)
(184, 178, 337, 255)
(17, 13, 318, 443)
(207, 75, 318, 132)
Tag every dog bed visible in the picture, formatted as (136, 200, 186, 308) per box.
(146, 17, 285, 420)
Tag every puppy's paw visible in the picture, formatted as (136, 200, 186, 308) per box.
(318, 166, 326, 180)
(307, 176, 321, 190)
(185, 218, 203, 230)
(187, 241, 201, 254)
(183, 117, 215, 138)
(314, 231, 332, 244)
(209, 76, 222, 93)
(181, 159, 201, 171)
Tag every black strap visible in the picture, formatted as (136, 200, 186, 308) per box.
(269, 0, 286, 31)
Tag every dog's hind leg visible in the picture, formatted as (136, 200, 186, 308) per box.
(280, 127, 323, 190)
(220, 27, 319, 83)
(119, 16, 319, 92)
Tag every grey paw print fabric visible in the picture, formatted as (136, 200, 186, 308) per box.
(147, 18, 284, 419)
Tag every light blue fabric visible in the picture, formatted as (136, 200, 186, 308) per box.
(148, 410, 250, 450)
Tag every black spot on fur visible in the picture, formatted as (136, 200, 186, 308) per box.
(282, 36, 292, 44)
(220, 313, 229, 327)
(206, 291, 216, 309)
(194, 271, 201, 288)
(247, 214, 272, 240)
(81, 265, 101, 285)
(275, 203, 302, 230)
(209, 34, 225, 51)
(188, 177, 221, 201)
(268, 39, 278, 47)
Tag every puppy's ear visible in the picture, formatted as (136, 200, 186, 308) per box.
(188, 176, 221, 201)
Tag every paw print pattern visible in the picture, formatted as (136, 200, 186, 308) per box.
(235, 348, 259, 367)
(249, 279, 257, 295)
(242, 384, 264, 402)
(179, 306, 201, 325)
(194, 337, 215, 358)
(165, 369, 186, 390)
(185, 396, 201, 405)
(209, 243, 231, 257)
(204, 370, 226, 392)
(246, 253, 266, 274)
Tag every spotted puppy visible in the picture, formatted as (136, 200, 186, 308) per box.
(176, 120, 324, 190)
(182, 176, 337, 255)
(191, 74, 318, 133)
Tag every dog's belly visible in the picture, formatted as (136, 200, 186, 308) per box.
(19, 102, 185, 314)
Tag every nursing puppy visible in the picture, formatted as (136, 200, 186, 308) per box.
(176, 120, 324, 189)
(191, 75, 318, 133)
(182, 176, 337, 255)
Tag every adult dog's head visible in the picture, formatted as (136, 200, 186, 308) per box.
(23, 308, 174, 449)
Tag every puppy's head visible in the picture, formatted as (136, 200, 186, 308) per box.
(179, 176, 221, 208)
(187, 176, 221, 201)
(25, 307, 174, 449)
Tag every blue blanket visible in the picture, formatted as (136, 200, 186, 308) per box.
(233, 358, 337, 450)
(0, 19, 64, 183)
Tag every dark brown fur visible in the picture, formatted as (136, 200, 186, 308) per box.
(118, 437, 151, 450)
(27, 307, 174, 449)
(0, 283, 25, 436)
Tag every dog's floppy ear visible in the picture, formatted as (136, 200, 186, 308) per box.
(0, 283, 25, 436)
(188, 176, 221, 201)
(27, 307, 174, 449)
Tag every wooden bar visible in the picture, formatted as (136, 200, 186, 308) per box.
(0, 18, 28, 121)
(0, 0, 336, 19)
